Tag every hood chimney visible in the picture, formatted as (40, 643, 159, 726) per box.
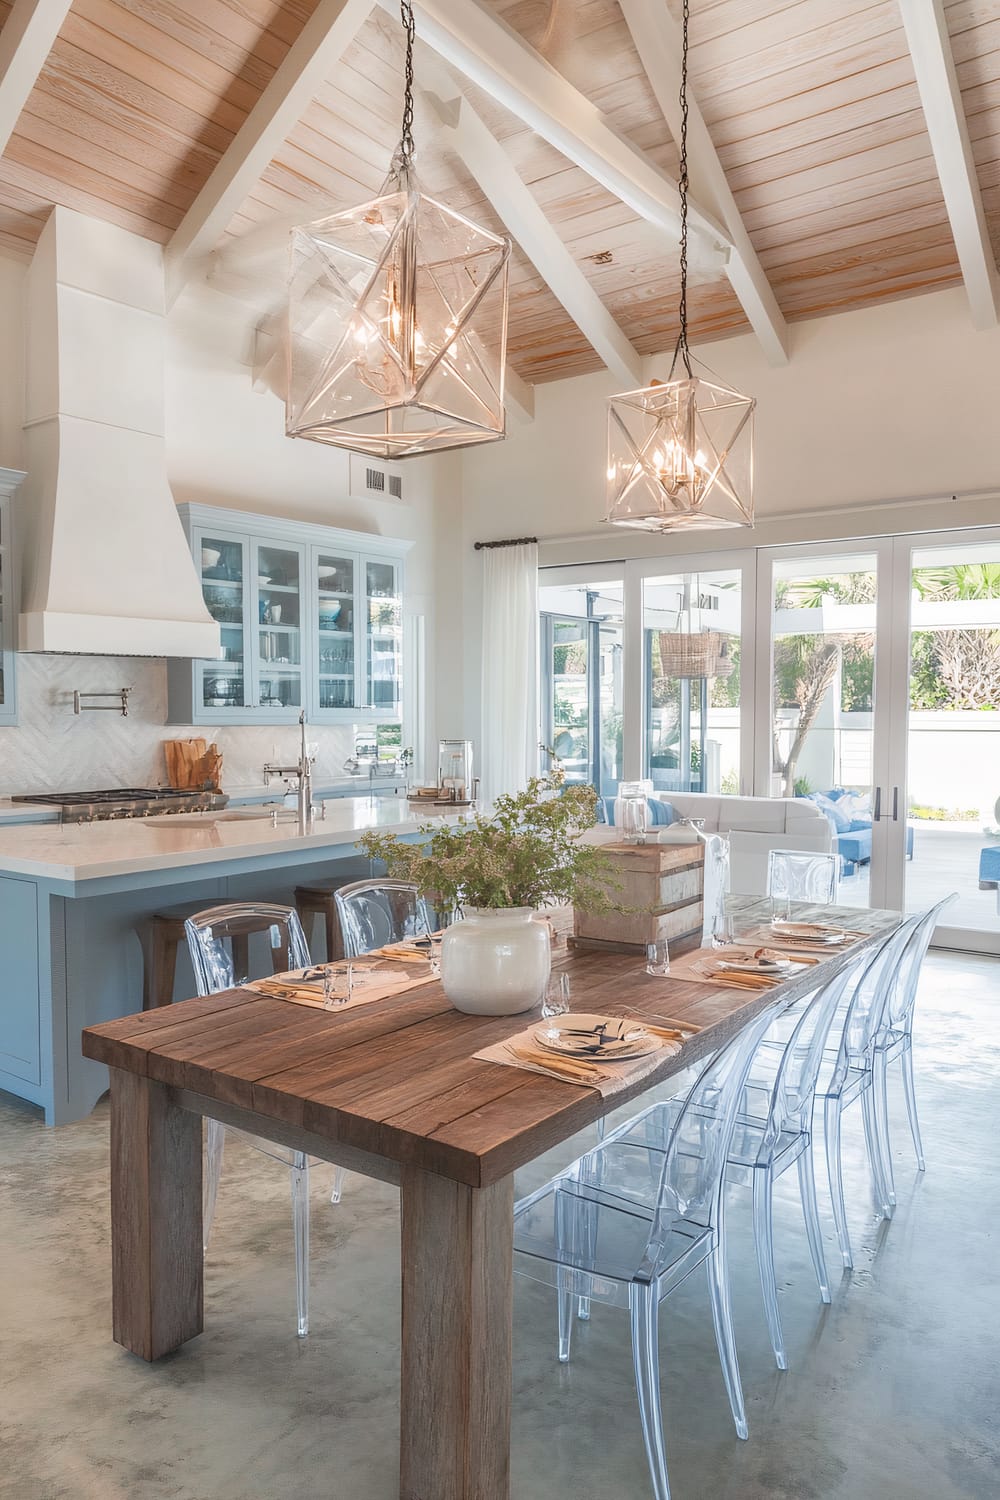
(18, 207, 221, 658)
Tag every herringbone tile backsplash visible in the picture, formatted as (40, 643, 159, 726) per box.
(0, 655, 362, 794)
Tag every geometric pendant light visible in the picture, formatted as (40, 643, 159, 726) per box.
(605, 0, 755, 529)
(285, 2, 511, 459)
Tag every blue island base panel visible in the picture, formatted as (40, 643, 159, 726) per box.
(0, 853, 375, 1126)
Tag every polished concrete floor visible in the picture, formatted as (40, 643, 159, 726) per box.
(2, 950, 999, 1500)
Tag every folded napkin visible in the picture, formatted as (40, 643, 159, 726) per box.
(248, 962, 434, 1012)
(475, 1021, 684, 1098)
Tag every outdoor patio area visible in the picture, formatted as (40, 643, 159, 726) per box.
(838, 822, 1000, 933)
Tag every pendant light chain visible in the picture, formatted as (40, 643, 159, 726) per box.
(675, 0, 693, 377)
(398, 0, 417, 170)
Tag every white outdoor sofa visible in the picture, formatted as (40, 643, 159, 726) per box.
(649, 791, 833, 896)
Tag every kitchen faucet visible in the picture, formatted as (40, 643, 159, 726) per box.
(262, 710, 317, 832)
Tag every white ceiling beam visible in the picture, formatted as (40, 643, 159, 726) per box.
(165, 0, 372, 305)
(898, 0, 998, 330)
(0, 0, 73, 158)
(375, 0, 731, 259)
(422, 68, 642, 388)
(503, 364, 535, 424)
(617, 0, 789, 367)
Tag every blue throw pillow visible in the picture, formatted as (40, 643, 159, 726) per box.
(647, 798, 675, 826)
(808, 791, 852, 834)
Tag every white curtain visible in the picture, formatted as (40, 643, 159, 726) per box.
(480, 541, 539, 805)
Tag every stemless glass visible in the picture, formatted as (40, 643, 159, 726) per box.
(621, 797, 649, 845)
(323, 962, 354, 1008)
(711, 912, 736, 950)
(645, 939, 670, 976)
(541, 972, 571, 1018)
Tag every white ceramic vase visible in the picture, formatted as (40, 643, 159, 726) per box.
(440, 907, 551, 1016)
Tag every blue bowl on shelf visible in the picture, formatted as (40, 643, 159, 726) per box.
(319, 601, 343, 629)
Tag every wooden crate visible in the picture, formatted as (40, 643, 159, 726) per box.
(574, 839, 705, 953)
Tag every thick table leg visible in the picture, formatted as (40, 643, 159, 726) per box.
(399, 1167, 514, 1500)
(109, 1068, 203, 1361)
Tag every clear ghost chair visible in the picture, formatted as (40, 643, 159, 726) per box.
(871, 893, 956, 1210)
(513, 991, 790, 1500)
(334, 878, 442, 958)
(615, 949, 870, 1371)
(767, 848, 839, 907)
(184, 902, 342, 1338)
(807, 915, 922, 1264)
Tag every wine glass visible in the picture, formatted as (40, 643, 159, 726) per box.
(711, 912, 736, 950)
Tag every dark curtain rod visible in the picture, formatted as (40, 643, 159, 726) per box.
(474, 536, 539, 551)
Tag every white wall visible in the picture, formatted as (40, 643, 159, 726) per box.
(458, 286, 1000, 743)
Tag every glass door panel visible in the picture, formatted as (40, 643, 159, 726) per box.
(197, 532, 249, 713)
(902, 538, 1000, 949)
(255, 543, 303, 714)
(539, 579, 623, 795)
(766, 551, 880, 910)
(642, 569, 742, 794)
(315, 550, 357, 713)
(365, 559, 402, 714)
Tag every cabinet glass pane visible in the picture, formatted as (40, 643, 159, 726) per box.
(367, 560, 401, 712)
(199, 534, 246, 710)
(317, 551, 357, 712)
(257, 545, 302, 710)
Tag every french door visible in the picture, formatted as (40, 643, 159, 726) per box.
(755, 530, 1000, 954)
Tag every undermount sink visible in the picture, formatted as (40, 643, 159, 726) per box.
(142, 805, 298, 828)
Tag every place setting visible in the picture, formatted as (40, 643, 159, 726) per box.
(475, 973, 695, 1096)
(246, 955, 437, 1012)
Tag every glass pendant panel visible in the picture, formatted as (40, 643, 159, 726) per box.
(286, 170, 510, 459)
(606, 375, 755, 530)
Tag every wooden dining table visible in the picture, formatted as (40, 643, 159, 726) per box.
(81, 898, 900, 1500)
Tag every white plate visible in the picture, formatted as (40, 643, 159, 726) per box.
(770, 921, 847, 944)
(719, 957, 793, 975)
(533, 1013, 658, 1061)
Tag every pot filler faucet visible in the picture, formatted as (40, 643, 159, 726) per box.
(262, 710, 319, 832)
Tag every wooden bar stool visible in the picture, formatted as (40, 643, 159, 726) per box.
(145, 902, 293, 1009)
(293, 879, 355, 963)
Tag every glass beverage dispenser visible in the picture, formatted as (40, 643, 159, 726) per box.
(438, 739, 474, 802)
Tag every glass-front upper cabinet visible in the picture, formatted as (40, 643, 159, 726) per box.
(314, 549, 357, 715)
(364, 558, 402, 717)
(168, 506, 410, 726)
(194, 530, 250, 716)
(253, 540, 305, 719)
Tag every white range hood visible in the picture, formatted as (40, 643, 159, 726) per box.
(18, 207, 221, 658)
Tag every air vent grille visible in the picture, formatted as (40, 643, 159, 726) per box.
(350, 453, 408, 505)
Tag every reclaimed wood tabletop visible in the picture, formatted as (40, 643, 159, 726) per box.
(82, 898, 900, 1500)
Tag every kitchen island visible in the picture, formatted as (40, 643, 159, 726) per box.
(0, 797, 450, 1125)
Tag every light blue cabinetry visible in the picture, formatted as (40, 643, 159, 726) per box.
(167, 505, 411, 726)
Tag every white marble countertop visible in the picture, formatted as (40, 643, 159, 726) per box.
(0, 796, 451, 885)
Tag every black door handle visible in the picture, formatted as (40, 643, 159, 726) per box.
(892, 786, 899, 821)
(873, 786, 882, 822)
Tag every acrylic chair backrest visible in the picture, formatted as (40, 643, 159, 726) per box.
(758, 951, 871, 1158)
(184, 902, 311, 998)
(641, 992, 794, 1264)
(334, 879, 439, 959)
(826, 919, 919, 1093)
(884, 893, 956, 1033)
(767, 849, 839, 904)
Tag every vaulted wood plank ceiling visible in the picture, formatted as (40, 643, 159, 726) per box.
(0, 0, 995, 386)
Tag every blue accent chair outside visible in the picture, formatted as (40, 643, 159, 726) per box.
(800, 789, 914, 877)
